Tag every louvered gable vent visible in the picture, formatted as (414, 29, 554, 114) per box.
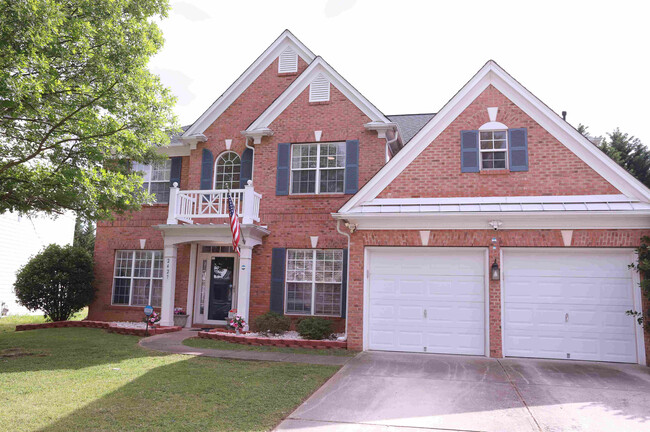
(309, 73, 330, 102)
(278, 46, 298, 74)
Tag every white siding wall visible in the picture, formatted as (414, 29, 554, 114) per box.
(0, 213, 75, 315)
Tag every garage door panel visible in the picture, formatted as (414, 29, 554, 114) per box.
(368, 249, 486, 355)
(503, 250, 638, 363)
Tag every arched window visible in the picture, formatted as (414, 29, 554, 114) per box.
(214, 151, 241, 189)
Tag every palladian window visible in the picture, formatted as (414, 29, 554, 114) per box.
(214, 151, 241, 190)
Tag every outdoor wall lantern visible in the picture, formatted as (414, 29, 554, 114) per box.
(491, 259, 500, 281)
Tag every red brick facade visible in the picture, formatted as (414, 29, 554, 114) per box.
(88, 38, 649, 365)
(379, 85, 620, 198)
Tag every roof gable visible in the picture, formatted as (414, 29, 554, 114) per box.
(246, 57, 390, 132)
(339, 61, 650, 213)
(183, 30, 315, 137)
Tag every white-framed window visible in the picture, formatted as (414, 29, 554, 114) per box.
(290, 142, 345, 194)
(285, 249, 343, 316)
(112, 250, 163, 307)
(479, 130, 508, 170)
(133, 160, 172, 203)
(214, 151, 241, 190)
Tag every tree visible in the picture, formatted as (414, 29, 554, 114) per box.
(0, 0, 178, 220)
(577, 125, 650, 187)
(14, 244, 95, 321)
(73, 216, 95, 256)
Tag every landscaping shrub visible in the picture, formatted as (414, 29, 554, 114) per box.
(14, 244, 95, 322)
(254, 311, 291, 336)
(297, 317, 332, 340)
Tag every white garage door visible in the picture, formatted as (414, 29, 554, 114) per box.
(367, 248, 486, 355)
(503, 249, 639, 363)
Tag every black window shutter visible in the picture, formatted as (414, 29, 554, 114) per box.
(270, 248, 286, 313)
(276, 143, 290, 195)
(340, 248, 348, 318)
(460, 130, 480, 173)
(200, 149, 214, 189)
(239, 148, 254, 188)
(508, 128, 529, 172)
(169, 157, 182, 188)
(344, 140, 360, 194)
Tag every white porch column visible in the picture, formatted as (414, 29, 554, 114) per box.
(160, 244, 178, 327)
(236, 245, 253, 327)
(166, 183, 179, 224)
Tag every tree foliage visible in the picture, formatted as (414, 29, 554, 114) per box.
(0, 0, 178, 220)
(73, 215, 95, 255)
(14, 244, 95, 321)
(578, 125, 650, 187)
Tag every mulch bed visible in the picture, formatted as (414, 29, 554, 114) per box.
(15, 320, 182, 336)
(198, 330, 347, 350)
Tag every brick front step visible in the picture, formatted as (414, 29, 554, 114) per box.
(15, 320, 182, 337)
(197, 331, 347, 350)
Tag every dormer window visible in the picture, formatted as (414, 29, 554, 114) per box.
(278, 46, 298, 74)
(479, 130, 508, 170)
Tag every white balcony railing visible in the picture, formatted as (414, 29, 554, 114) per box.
(166, 182, 261, 225)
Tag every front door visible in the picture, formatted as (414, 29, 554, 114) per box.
(208, 256, 234, 321)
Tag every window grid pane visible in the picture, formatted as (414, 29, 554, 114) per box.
(291, 143, 346, 194)
(286, 249, 343, 316)
(214, 152, 241, 190)
(479, 130, 507, 170)
(112, 250, 164, 307)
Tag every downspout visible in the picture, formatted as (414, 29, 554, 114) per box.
(385, 129, 399, 162)
(245, 137, 255, 182)
(336, 219, 351, 340)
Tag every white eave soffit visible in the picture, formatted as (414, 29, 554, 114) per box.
(246, 57, 391, 133)
(338, 60, 650, 214)
(182, 30, 316, 137)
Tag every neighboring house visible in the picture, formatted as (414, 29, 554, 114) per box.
(0, 212, 76, 315)
(88, 30, 650, 366)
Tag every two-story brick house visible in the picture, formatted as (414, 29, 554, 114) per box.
(88, 30, 650, 365)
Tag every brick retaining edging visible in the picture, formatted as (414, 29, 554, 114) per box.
(15, 320, 182, 336)
(198, 331, 347, 349)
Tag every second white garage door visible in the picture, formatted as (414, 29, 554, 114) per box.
(503, 249, 639, 363)
(367, 248, 486, 355)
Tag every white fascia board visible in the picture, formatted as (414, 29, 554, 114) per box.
(363, 194, 633, 206)
(339, 60, 650, 213)
(183, 30, 315, 137)
(332, 211, 650, 230)
(247, 57, 390, 132)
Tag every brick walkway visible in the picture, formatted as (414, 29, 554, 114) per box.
(138, 329, 352, 365)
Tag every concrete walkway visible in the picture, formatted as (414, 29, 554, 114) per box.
(138, 329, 351, 365)
(276, 351, 650, 432)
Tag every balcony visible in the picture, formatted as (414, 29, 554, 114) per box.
(166, 182, 262, 225)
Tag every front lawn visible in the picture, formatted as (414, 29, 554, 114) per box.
(184, 337, 357, 357)
(0, 323, 339, 431)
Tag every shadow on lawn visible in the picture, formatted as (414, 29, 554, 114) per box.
(37, 354, 335, 432)
(0, 327, 159, 373)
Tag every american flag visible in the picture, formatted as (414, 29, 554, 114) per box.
(227, 192, 241, 256)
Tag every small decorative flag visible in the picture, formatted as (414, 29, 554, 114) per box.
(227, 192, 241, 256)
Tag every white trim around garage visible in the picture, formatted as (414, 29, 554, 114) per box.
(362, 247, 490, 356)
(501, 247, 646, 365)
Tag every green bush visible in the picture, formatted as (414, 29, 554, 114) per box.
(14, 244, 95, 322)
(297, 317, 332, 340)
(253, 311, 291, 336)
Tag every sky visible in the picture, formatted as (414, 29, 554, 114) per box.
(149, 0, 650, 144)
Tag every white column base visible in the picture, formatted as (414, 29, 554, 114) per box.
(160, 244, 178, 327)
(236, 246, 253, 330)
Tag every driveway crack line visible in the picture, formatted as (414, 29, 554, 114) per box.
(496, 359, 543, 432)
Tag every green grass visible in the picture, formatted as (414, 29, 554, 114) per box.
(184, 337, 357, 357)
(0, 322, 339, 431)
(0, 308, 87, 334)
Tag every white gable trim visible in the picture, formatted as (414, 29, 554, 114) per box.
(183, 30, 315, 137)
(339, 61, 650, 213)
(246, 57, 390, 132)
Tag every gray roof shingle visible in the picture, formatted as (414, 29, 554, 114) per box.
(387, 113, 436, 144)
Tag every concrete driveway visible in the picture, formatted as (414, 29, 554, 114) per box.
(275, 351, 650, 432)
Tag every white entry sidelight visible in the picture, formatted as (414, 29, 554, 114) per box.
(365, 248, 487, 355)
(503, 249, 643, 364)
